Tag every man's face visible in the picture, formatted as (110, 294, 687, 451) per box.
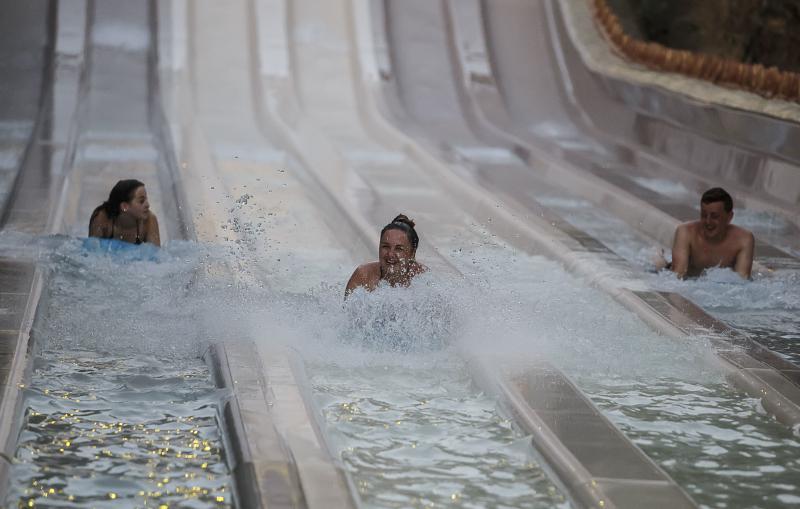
(699, 200, 732, 241)
(379, 229, 415, 277)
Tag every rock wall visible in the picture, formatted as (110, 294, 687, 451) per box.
(611, 0, 800, 73)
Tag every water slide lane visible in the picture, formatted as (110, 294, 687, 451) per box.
(0, 2, 236, 506)
(259, 0, 572, 505)
(158, 0, 360, 506)
(532, 1, 800, 373)
(0, 0, 72, 493)
(249, 0, 713, 506)
(252, 2, 575, 506)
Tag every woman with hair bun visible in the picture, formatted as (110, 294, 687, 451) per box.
(345, 214, 427, 297)
(89, 179, 161, 246)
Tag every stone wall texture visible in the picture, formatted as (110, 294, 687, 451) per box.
(594, 0, 800, 101)
(617, 0, 800, 73)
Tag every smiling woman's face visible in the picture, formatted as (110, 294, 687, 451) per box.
(379, 229, 415, 277)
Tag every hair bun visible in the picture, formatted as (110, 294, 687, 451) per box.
(392, 214, 415, 228)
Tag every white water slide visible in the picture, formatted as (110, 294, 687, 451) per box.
(1, 0, 800, 508)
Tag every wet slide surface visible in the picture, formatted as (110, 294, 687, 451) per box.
(0, 1, 799, 508)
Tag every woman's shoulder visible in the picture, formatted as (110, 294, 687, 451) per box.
(91, 207, 110, 223)
(89, 208, 111, 230)
(145, 211, 159, 228)
(354, 261, 380, 277)
(89, 208, 112, 238)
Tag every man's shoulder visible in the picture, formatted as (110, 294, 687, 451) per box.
(729, 224, 754, 244)
(675, 221, 700, 242)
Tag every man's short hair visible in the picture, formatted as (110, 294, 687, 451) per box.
(701, 187, 733, 212)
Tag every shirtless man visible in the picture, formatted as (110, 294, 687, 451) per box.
(669, 187, 754, 279)
(345, 214, 427, 297)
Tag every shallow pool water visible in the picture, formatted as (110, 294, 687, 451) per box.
(309, 358, 570, 509)
(9, 351, 230, 508)
(580, 376, 800, 508)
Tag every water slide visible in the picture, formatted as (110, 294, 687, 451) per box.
(0, 0, 799, 508)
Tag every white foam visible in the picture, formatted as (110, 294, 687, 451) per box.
(631, 177, 692, 199)
(454, 146, 518, 164)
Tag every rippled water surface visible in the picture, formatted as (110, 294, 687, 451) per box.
(309, 359, 570, 509)
(10, 351, 229, 508)
(579, 377, 800, 508)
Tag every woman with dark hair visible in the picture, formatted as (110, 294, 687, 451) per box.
(345, 214, 427, 297)
(89, 179, 161, 246)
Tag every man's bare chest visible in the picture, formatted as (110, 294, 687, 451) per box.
(690, 239, 738, 268)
